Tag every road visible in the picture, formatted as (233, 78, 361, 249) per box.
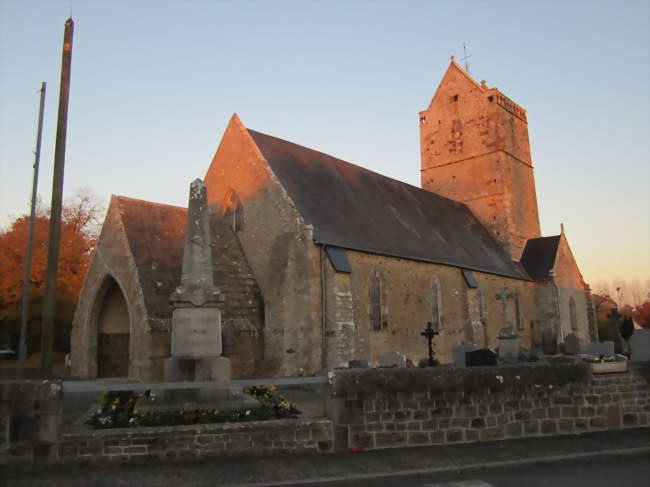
(362, 453, 650, 487)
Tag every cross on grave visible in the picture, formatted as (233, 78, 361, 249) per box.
(495, 285, 517, 338)
(421, 321, 439, 366)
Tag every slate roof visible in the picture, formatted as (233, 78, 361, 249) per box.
(247, 129, 530, 280)
(115, 196, 187, 322)
(519, 235, 561, 280)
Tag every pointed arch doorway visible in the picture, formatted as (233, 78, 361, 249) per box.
(95, 277, 130, 378)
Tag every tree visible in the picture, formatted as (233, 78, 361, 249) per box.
(633, 302, 650, 329)
(0, 189, 104, 353)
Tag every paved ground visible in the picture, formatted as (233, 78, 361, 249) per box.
(3, 428, 649, 487)
(359, 454, 650, 487)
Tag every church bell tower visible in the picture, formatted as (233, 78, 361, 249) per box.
(419, 59, 541, 260)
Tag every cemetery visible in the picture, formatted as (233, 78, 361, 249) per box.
(1, 345, 649, 465)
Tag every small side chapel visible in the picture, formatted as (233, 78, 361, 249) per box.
(71, 60, 596, 380)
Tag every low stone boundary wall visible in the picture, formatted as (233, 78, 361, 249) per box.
(328, 362, 650, 450)
(56, 417, 333, 463)
(2, 363, 649, 464)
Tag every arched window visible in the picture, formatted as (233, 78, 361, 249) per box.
(569, 297, 578, 331)
(222, 188, 243, 232)
(370, 270, 387, 331)
(515, 293, 524, 330)
(431, 275, 441, 331)
(234, 203, 244, 232)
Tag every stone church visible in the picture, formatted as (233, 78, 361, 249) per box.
(71, 60, 596, 380)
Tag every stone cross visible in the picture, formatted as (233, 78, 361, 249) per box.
(421, 321, 439, 366)
(495, 285, 517, 338)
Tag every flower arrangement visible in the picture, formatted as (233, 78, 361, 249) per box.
(85, 386, 301, 430)
(85, 391, 140, 429)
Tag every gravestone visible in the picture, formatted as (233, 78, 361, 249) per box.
(629, 329, 650, 362)
(163, 179, 230, 404)
(542, 324, 559, 354)
(349, 359, 369, 369)
(466, 349, 497, 367)
(378, 351, 405, 368)
(495, 286, 521, 361)
(606, 308, 624, 353)
(585, 341, 615, 357)
(563, 334, 581, 355)
(452, 344, 477, 367)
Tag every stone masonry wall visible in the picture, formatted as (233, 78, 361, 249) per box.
(54, 418, 332, 464)
(204, 115, 322, 377)
(210, 211, 265, 378)
(330, 249, 543, 367)
(1, 381, 62, 464)
(553, 232, 591, 344)
(328, 363, 650, 451)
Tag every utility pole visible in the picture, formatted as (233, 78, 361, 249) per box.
(17, 82, 46, 379)
(41, 17, 74, 377)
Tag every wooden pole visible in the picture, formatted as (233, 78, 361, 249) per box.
(17, 82, 46, 379)
(41, 18, 73, 377)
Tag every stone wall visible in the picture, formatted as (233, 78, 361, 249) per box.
(552, 232, 591, 343)
(54, 418, 332, 464)
(204, 115, 322, 377)
(1, 380, 62, 464)
(327, 363, 650, 451)
(3, 364, 649, 464)
(324, 248, 544, 367)
(210, 211, 265, 378)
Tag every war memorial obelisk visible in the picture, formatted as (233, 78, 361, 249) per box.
(164, 179, 231, 399)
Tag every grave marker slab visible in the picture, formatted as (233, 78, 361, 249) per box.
(378, 351, 405, 368)
(563, 333, 581, 355)
(452, 344, 477, 367)
(349, 360, 369, 369)
(629, 329, 650, 362)
(585, 341, 614, 357)
(466, 349, 497, 367)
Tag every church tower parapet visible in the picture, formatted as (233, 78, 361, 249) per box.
(419, 59, 541, 260)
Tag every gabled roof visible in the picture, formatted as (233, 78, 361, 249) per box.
(520, 235, 561, 280)
(114, 196, 187, 322)
(423, 59, 486, 111)
(247, 129, 530, 280)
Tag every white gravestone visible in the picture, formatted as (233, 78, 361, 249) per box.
(378, 351, 406, 368)
(452, 344, 477, 367)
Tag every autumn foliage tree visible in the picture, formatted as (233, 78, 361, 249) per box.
(0, 190, 104, 354)
(633, 302, 650, 329)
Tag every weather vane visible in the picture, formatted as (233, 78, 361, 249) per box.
(461, 42, 472, 74)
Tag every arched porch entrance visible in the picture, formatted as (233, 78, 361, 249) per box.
(96, 277, 130, 377)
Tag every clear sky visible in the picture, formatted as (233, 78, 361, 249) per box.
(1, 0, 648, 287)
